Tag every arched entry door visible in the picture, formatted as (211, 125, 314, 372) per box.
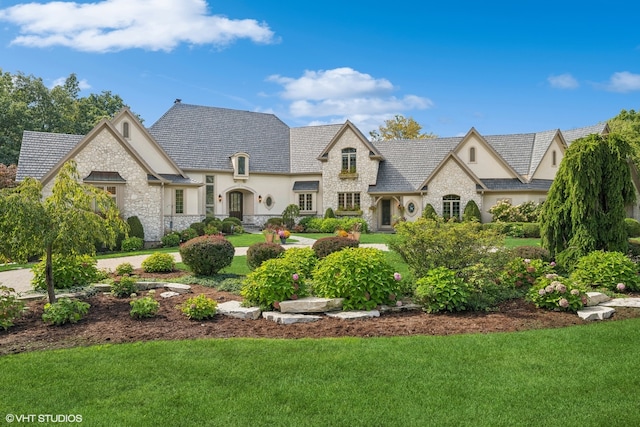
(229, 191, 243, 221)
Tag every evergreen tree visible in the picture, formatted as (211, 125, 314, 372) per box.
(540, 133, 635, 267)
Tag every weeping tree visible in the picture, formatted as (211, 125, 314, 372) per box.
(0, 161, 127, 302)
(540, 133, 636, 267)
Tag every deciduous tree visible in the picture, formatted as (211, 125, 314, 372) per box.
(0, 161, 127, 302)
(369, 115, 436, 141)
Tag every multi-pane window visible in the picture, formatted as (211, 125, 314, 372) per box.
(238, 156, 247, 175)
(338, 192, 360, 210)
(95, 185, 118, 206)
(205, 175, 215, 216)
(341, 148, 356, 173)
(442, 195, 460, 220)
(298, 193, 313, 211)
(175, 189, 184, 214)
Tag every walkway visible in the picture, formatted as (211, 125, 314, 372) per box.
(0, 236, 387, 296)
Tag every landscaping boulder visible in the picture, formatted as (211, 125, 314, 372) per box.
(278, 296, 344, 313)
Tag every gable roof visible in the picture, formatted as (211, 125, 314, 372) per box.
(290, 124, 342, 174)
(562, 122, 609, 144)
(16, 131, 84, 181)
(317, 121, 384, 161)
(148, 103, 291, 173)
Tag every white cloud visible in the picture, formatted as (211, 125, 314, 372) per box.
(51, 77, 91, 90)
(605, 71, 640, 93)
(548, 73, 579, 89)
(267, 67, 433, 132)
(0, 0, 277, 52)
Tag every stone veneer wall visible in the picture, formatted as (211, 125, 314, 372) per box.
(164, 215, 204, 234)
(321, 131, 378, 228)
(423, 160, 482, 218)
(43, 130, 165, 242)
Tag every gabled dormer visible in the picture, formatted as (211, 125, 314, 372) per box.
(231, 152, 250, 180)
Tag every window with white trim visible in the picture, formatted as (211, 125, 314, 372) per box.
(338, 192, 360, 210)
(175, 189, 184, 214)
(94, 185, 122, 209)
(205, 175, 215, 216)
(442, 194, 460, 220)
(341, 148, 357, 173)
(298, 193, 313, 211)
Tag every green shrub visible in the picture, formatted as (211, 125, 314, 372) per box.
(121, 236, 144, 252)
(204, 224, 219, 235)
(462, 200, 481, 222)
(511, 245, 550, 262)
(180, 227, 198, 242)
(224, 216, 242, 226)
(246, 242, 285, 270)
(390, 218, 503, 278)
(242, 258, 308, 310)
(282, 204, 300, 229)
(324, 207, 336, 219)
(221, 219, 240, 234)
(570, 251, 640, 291)
(628, 240, 640, 258)
(161, 232, 181, 247)
(0, 285, 27, 330)
(313, 248, 401, 310)
(179, 235, 235, 276)
(141, 253, 175, 273)
(522, 223, 541, 238)
(115, 262, 134, 276)
(281, 247, 318, 279)
(422, 203, 438, 220)
(312, 236, 359, 259)
(319, 218, 341, 233)
(266, 217, 284, 228)
(489, 200, 540, 223)
(126, 216, 145, 240)
(32, 254, 99, 290)
(130, 292, 159, 319)
(498, 258, 552, 288)
(297, 216, 314, 231)
(342, 218, 368, 233)
(42, 298, 90, 325)
(190, 222, 206, 236)
(111, 275, 138, 298)
(462, 263, 527, 312)
(414, 267, 473, 313)
(178, 294, 218, 320)
(625, 218, 640, 237)
(304, 217, 324, 232)
(527, 274, 585, 312)
(204, 216, 222, 227)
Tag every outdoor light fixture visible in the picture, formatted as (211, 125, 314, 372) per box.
(258, 195, 263, 203)
(218, 194, 222, 203)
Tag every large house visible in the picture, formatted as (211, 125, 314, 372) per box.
(16, 101, 636, 242)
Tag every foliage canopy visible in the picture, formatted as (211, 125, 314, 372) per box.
(369, 115, 436, 141)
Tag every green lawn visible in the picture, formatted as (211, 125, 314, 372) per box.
(2, 319, 639, 426)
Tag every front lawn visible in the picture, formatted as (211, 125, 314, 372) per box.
(1, 319, 639, 426)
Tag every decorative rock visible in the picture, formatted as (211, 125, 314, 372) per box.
(17, 293, 46, 301)
(325, 310, 380, 320)
(160, 291, 180, 299)
(136, 281, 164, 290)
(599, 298, 640, 308)
(577, 306, 615, 321)
(585, 292, 611, 306)
(93, 283, 112, 292)
(218, 301, 261, 320)
(163, 283, 191, 294)
(279, 297, 344, 313)
(379, 303, 422, 313)
(262, 311, 322, 325)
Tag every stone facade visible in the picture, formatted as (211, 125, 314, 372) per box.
(423, 159, 482, 218)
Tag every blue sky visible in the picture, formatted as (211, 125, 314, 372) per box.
(0, 0, 639, 137)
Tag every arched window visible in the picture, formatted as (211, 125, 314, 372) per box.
(469, 147, 476, 163)
(442, 195, 461, 220)
(341, 148, 357, 173)
(122, 122, 130, 139)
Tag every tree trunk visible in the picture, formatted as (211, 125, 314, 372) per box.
(45, 245, 56, 303)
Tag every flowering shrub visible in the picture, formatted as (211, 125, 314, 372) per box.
(488, 200, 540, 222)
(280, 247, 318, 279)
(111, 275, 137, 298)
(32, 254, 99, 290)
(179, 235, 234, 276)
(42, 298, 90, 325)
(498, 258, 552, 288)
(570, 251, 640, 292)
(511, 245, 551, 262)
(130, 291, 159, 319)
(0, 285, 27, 330)
(527, 274, 586, 312)
(246, 242, 285, 270)
(277, 229, 291, 239)
(142, 253, 175, 273)
(312, 248, 401, 310)
(178, 294, 217, 320)
(414, 267, 473, 313)
(241, 258, 308, 310)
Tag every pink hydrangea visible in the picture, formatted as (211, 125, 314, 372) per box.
(617, 283, 626, 292)
(292, 273, 299, 281)
(554, 283, 567, 293)
(396, 301, 403, 307)
(538, 289, 546, 296)
(546, 273, 558, 279)
(524, 259, 531, 263)
(394, 272, 402, 281)
(570, 289, 580, 296)
(550, 261, 556, 267)
(545, 285, 555, 293)
(558, 298, 569, 308)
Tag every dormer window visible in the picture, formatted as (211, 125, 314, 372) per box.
(232, 153, 249, 179)
(469, 147, 476, 163)
(122, 121, 130, 139)
(341, 148, 356, 173)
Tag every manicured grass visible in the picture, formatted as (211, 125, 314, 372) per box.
(504, 237, 541, 248)
(292, 232, 394, 244)
(2, 319, 639, 426)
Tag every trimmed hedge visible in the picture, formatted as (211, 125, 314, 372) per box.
(312, 236, 359, 259)
(179, 235, 235, 276)
(246, 242, 285, 270)
(482, 222, 540, 238)
(126, 216, 145, 240)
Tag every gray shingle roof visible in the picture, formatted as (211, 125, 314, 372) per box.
(562, 123, 608, 144)
(16, 131, 84, 181)
(290, 124, 342, 173)
(480, 179, 553, 191)
(148, 103, 291, 173)
(147, 174, 201, 184)
(483, 133, 536, 176)
(369, 137, 461, 193)
(292, 180, 320, 191)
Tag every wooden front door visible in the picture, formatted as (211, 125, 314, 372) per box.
(381, 199, 392, 227)
(229, 191, 243, 221)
